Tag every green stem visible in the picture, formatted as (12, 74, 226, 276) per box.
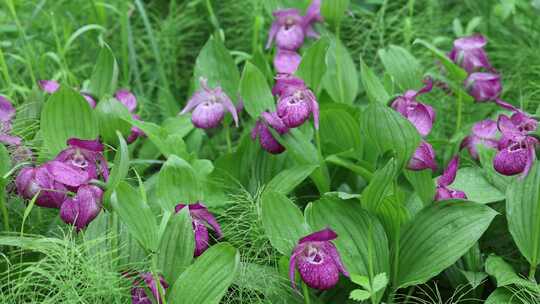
(0, 183, 9, 231)
(403, 286, 416, 304)
(455, 92, 463, 136)
(225, 123, 232, 153)
(529, 264, 537, 281)
(302, 282, 311, 304)
(205, 0, 223, 41)
(151, 254, 167, 304)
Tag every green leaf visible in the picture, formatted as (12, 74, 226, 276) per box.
(360, 58, 390, 105)
(265, 165, 318, 195)
(451, 167, 505, 204)
(194, 37, 240, 100)
(319, 104, 363, 155)
(360, 103, 421, 169)
(40, 86, 99, 156)
(349, 289, 371, 301)
(485, 288, 520, 304)
(350, 274, 371, 290)
(111, 181, 158, 252)
(485, 255, 537, 290)
(261, 191, 309, 255)
(361, 159, 397, 212)
(323, 37, 358, 104)
(158, 208, 195, 284)
(414, 39, 467, 82)
(89, 45, 118, 99)
(168, 243, 240, 304)
(321, 0, 350, 28)
(404, 169, 436, 205)
(378, 45, 422, 91)
(95, 97, 132, 145)
(0, 144, 11, 177)
(396, 201, 497, 288)
(239, 62, 275, 119)
(104, 131, 130, 202)
(460, 270, 488, 289)
(305, 197, 390, 279)
(129, 119, 189, 159)
(156, 155, 202, 211)
(296, 38, 330, 91)
(507, 162, 540, 266)
(372, 273, 389, 292)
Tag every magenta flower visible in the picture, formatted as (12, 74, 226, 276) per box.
(435, 156, 467, 201)
(55, 138, 109, 181)
(180, 78, 239, 129)
(460, 119, 499, 159)
(275, 80, 319, 129)
(465, 72, 502, 102)
(251, 112, 289, 154)
(131, 273, 168, 304)
(272, 74, 306, 97)
(448, 35, 492, 73)
(175, 202, 223, 257)
(274, 49, 302, 74)
(289, 228, 349, 290)
(302, 0, 323, 39)
(408, 141, 437, 171)
(0, 96, 22, 146)
(266, 9, 306, 51)
(15, 165, 67, 208)
(38, 80, 96, 108)
(391, 78, 436, 137)
(114, 89, 146, 143)
(60, 184, 103, 231)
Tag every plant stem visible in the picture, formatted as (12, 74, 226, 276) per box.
(225, 123, 232, 153)
(529, 264, 537, 281)
(151, 254, 167, 304)
(0, 182, 9, 231)
(455, 92, 463, 136)
(302, 282, 311, 304)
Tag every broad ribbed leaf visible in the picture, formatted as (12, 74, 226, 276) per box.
(89, 45, 118, 99)
(485, 288, 519, 304)
(296, 38, 329, 91)
(404, 169, 436, 205)
(261, 191, 309, 255)
(95, 97, 132, 145)
(323, 37, 358, 104)
(158, 208, 195, 284)
(40, 86, 99, 155)
(319, 104, 362, 155)
(0, 144, 10, 176)
(485, 255, 538, 289)
(168, 243, 240, 304)
(111, 181, 158, 252)
(413, 39, 467, 82)
(378, 45, 422, 91)
(451, 167, 505, 204)
(361, 159, 397, 212)
(321, 0, 350, 27)
(305, 197, 390, 280)
(239, 62, 275, 119)
(157, 155, 201, 211)
(265, 165, 318, 195)
(506, 163, 540, 267)
(193, 37, 240, 100)
(104, 132, 130, 202)
(360, 59, 390, 105)
(361, 103, 420, 169)
(396, 201, 497, 288)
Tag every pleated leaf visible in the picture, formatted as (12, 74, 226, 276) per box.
(323, 37, 358, 104)
(378, 45, 422, 91)
(404, 169, 436, 206)
(95, 97, 132, 145)
(265, 165, 318, 195)
(361, 159, 397, 212)
(157, 155, 202, 211)
(89, 45, 118, 99)
(319, 104, 362, 155)
(239, 62, 275, 119)
(451, 167, 505, 204)
(360, 59, 390, 105)
(104, 131, 130, 202)
(296, 37, 329, 92)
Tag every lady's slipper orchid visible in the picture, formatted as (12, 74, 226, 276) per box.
(276, 81, 319, 129)
(38, 80, 96, 108)
(114, 90, 146, 143)
(251, 112, 289, 154)
(272, 74, 306, 97)
(391, 78, 435, 137)
(289, 228, 349, 290)
(465, 72, 502, 102)
(408, 141, 437, 171)
(175, 202, 223, 257)
(460, 119, 499, 159)
(266, 9, 306, 51)
(180, 78, 239, 129)
(435, 156, 467, 201)
(55, 138, 109, 181)
(15, 165, 67, 208)
(448, 35, 492, 73)
(59, 184, 103, 231)
(274, 49, 302, 74)
(131, 273, 168, 304)
(0, 96, 22, 146)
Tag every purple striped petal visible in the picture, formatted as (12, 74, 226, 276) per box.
(115, 89, 138, 112)
(274, 49, 302, 74)
(438, 156, 459, 187)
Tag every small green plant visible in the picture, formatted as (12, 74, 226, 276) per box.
(349, 273, 388, 302)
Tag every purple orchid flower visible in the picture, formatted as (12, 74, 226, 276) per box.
(302, 0, 323, 39)
(131, 272, 168, 304)
(435, 156, 467, 201)
(0, 96, 22, 146)
(15, 165, 67, 208)
(493, 113, 538, 177)
(266, 9, 306, 51)
(275, 79, 319, 129)
(391, 78, 436, 137)
(114, 90, 146, 143)
(465, 72, 502, 102)
(59, 184, 103, 231)
(274, 49, 302, 74)
(251, 112, 289, 154)
(38, 80, 96, 108)
(460, 119, 499, 160)
(55, 138, 109, 181)
(448, 35, 492, 73)
(289, 228, 349, 291)
(175, 202, 223, 257)
(272, 74, 306, 97)
(408, 141, 437, 171)
(180, 78, 239, 129)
